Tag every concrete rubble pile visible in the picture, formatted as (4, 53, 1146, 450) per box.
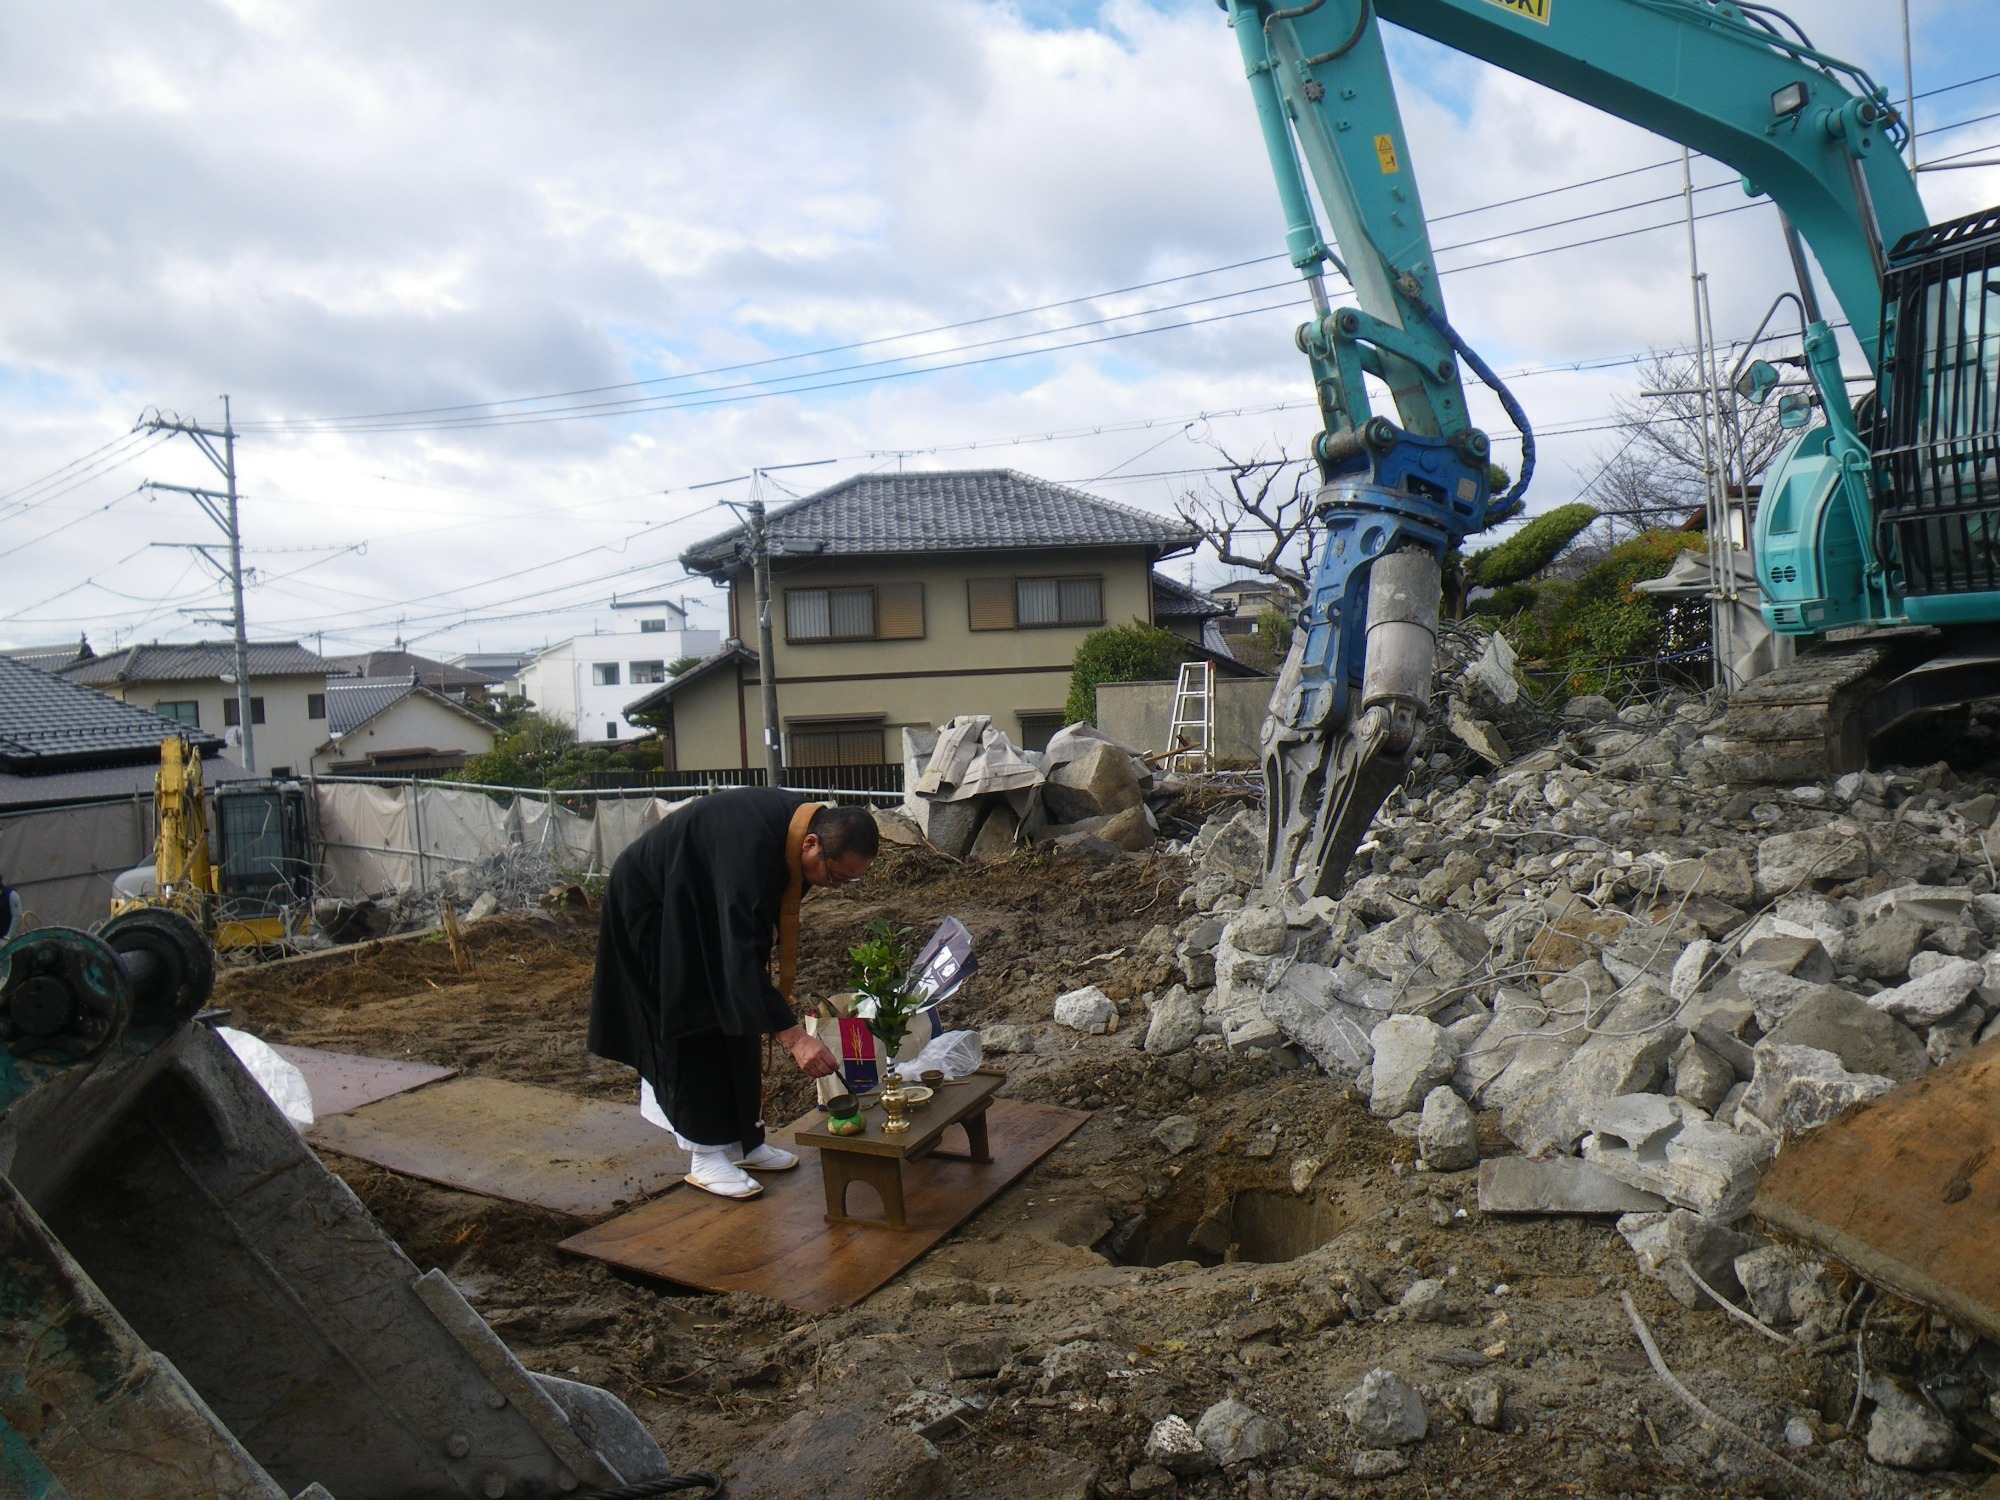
(1126, 652, 2000, 1475)
(903, 716, 1172, 861)
(312, 844, 569, 943)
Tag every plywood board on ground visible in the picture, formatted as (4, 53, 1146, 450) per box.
(310, 1076, 682, 1218)
(1754, 1041, 2000, 1342)
(272, 1043, 457, 1117)
(559, 1097, 1088, 1313)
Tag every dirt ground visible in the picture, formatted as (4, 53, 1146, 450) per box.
(215, 842, 1965, 1499)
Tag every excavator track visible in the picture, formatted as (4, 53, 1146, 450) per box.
(1704, 633, 2000, 783)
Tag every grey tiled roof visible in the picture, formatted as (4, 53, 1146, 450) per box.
(0, 637, 94, 673)
(681, 469, 1196, 575)
(63, 640, 329, 685)
(324, 675, 496, 739)
(1151, 572, 1232, 620)
(324, 649, 500, 693)
(325, 675, 419, 736)
(0, 654, 223, 773)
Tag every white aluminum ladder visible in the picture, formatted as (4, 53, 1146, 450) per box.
(1165, 660, 1215, 773)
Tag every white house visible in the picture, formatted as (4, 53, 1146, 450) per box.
(512, 593, 719, 743)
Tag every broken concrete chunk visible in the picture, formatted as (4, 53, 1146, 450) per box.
(1223, 905, 1287, 958)
(1143, 986, 1203, 1056)
(979, 1023, 1036, 1055)
(1670, 939, 1720, 1005)
(1341, 1368, 1428, 1447)
(1476, 1156, 1667, 1216)
(1844, 910, 1928, 982)
(1150, 1115, 1199, 1155)
(1461, 1375, 1506, 1431)
(1868, 957, 1984, 1024)
(1501, 985, 1679, 1156)
(1738, 1043, 1896, 1137)
(1194, 1396, 1285, 1468)
(1053, 985, 1117, 1034)
(1410, 911, 1491, 982)
(1260, 962, 1375, 1076)
(1142, 1414, 1216, 1477)
(1755, 825, 1871, 895)
(1417, 1085, 1480, 1172)
(1368, 1016, 1457, 1119)
(1866, 1385, 1960, 1472)
(1740, 935, 1836, 985)
(1661, 849, 1756, 907)
(945, 1336, 1012, 1380)
(1618, 1208, 1750, 1308)
(1673, 1041, 1736, 1113)
(1094, 803, 1155, 853)
(893, 1389, 981, 1441)
(1044, 742, 1143, 824)
(1579, 1093, 1683, 1151)
(1762, 988, 1929, 1083)
(1658, 1120, 1776, 1220)
(1732, 1246, 1810, 1329)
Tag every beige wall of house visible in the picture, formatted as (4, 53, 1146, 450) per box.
(666, 658, 759, 771)
(696, 548, 1160, 767)
(98, 672, 329, 777)
(309, 694, 497, 774)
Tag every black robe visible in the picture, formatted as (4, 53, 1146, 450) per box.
(588, 788, 807, 1146)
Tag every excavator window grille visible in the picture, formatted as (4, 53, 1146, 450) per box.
(1874, 208, 2000, 597)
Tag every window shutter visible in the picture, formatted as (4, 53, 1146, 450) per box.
(828, 586, 876, 639)
(786, 588, 831, 640)
(1060, 576, 1104, 625)
(967, 577, 1016, 631)
(1016, 577, 1062, 626)
(876, 581, 925, 639)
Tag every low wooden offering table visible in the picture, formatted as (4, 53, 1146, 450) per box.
(792, 1072, 1002, 1230)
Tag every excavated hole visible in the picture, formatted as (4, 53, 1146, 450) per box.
(1110, 1190, 1350, 1268)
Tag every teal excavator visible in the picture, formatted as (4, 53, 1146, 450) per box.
(1231, 0, 2000, 894)
(4, 1, 1995, 1494)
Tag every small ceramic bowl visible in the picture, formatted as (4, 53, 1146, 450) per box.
(920, 1069, 946, 1089)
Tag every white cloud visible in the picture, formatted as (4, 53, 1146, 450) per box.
(1, 0, 1996, 654)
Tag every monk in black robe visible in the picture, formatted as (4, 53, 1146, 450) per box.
(589, 789, 879, 1199)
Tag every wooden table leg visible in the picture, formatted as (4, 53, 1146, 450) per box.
(821, 1150, 908, 1230)
(928, 1107, 993, 1165)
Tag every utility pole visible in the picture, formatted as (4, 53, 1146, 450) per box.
(1901, 0, 1917, 172)
(1678, 152, 1730, 695)
(141, 397, 255, 773)
(746, 489, 784, 788)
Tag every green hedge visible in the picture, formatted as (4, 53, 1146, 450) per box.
(1065, 621, 1197, 726)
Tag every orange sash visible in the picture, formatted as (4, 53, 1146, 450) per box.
(776, 800, 829, 1003)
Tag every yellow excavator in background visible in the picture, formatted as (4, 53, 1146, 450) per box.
(109, 734, 313, 950)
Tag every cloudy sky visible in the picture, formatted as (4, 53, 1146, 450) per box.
(3, 0, 1997, 659)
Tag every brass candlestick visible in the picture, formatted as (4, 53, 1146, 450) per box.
(880, 1071, 911, 1134)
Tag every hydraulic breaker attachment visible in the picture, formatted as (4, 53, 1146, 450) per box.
(1265, 541, 1441, 898)
(0, 911, 679, 1500)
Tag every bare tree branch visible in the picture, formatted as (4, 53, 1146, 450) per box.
(1175, 443, 1316, 593)
(1587, 352, 1790, 545)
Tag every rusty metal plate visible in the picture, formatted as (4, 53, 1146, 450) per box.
(310, 1076, 684, 1218)
(271, 1044, 457, 1117)
(1754, 1041, 2000, 1342)
(560, 1097, 1088, 1314)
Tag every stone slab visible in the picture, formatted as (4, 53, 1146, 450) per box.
(1477, 1156, 1669, 1216)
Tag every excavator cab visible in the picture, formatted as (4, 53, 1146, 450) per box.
(1872, 206, 2000, 617)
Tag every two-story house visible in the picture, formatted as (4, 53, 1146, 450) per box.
(61, 640, 334, 778)
(642, 470, 1211, 770)
(512, 593, 720, 744)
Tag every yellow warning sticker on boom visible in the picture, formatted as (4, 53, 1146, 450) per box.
(1374, 134, 1400, 173)
(1484, 0, 1551, 22)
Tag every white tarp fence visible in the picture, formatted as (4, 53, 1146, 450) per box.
(1, 780, 700, 927)
(0, 797, 155, 932)
(312, 781, 693, 900)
